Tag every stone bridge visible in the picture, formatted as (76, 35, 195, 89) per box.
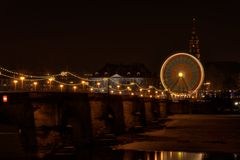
(0, 92, 203, 158)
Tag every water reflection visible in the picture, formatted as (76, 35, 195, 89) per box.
(124, 151, 240, 160)
(123, 151, 203, 160)
(45, 149, 240, 160)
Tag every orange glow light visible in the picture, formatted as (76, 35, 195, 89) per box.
(3, 95, 8, 102)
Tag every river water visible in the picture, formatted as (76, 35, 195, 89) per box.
(44, 148, 240, 160)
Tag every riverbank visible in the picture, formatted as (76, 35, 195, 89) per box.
(115, 115, 240, 153)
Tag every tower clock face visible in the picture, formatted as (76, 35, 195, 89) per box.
(160, 53, 204, 95)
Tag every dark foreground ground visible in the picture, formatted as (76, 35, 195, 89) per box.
(115, 115, 240, 153)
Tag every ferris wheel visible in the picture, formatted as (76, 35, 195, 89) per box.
(160, 53, 204, 96)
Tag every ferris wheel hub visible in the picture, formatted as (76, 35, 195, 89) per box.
(178, 72, 184, 78)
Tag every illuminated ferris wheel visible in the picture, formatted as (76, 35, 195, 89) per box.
(160, 53, 204, 96)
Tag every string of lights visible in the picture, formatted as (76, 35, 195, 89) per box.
(66, 72, 105, 82)
(0, 66, 165, 97)
(0, 72, 47, 81)
(0, 66, 62, 78)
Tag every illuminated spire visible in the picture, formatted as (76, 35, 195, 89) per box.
(189, 18, 200, 59)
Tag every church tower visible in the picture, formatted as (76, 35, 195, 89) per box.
(189, 18, 200, 59)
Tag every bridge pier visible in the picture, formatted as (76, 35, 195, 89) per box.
(89, 95, 107, 137)
(0, 92, 171, 158)
(159, 100, 167, 117)
(0, 93, 37, 159)
(122, 97, 145, 132)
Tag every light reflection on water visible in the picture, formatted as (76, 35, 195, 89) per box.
(46, 149, 240, 160)
(145, 151, 203, 160)
(123, 151, 203, 160)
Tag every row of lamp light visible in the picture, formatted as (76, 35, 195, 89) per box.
(10, 76, 164, 98)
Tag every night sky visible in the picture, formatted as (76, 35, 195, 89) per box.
(0, 1, 239, 74)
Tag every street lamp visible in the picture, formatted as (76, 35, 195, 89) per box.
(97, 82, 101, 92)
(13, 80, 18, 91)
(73, 86, 77, 92)
(97, 82, 101, 87)
(60, 84, 64, 92)
(127, 86, 131, 95)
(48, 78, 54, 90)
(81, 80, 86, 92)
(20, 76, 25, 90)
(81, 80, 85, 85)
(33, 82, 38, 91)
